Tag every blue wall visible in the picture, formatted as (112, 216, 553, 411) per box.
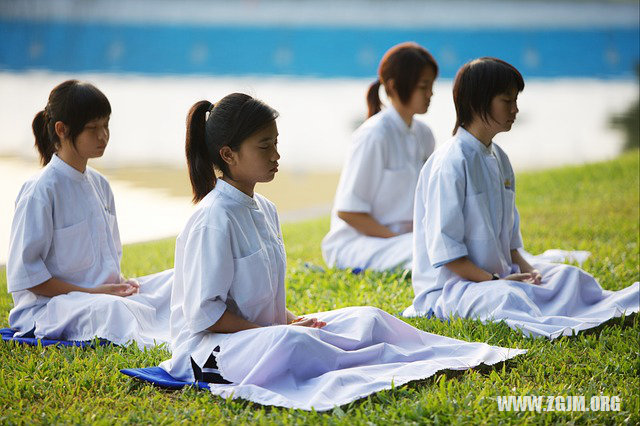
(0, 19, 637, 78)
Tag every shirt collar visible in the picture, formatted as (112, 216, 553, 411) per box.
(384, 105, 415, 134)
(215, 179, 258, 209)
(49, 154, 87, 181)
(456, 127, 494, 156)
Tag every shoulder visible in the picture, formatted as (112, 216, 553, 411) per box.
(351, 112, 391, 150)
(429, 135, 468, 175)
(14, 166, 59, 207)
(186, 191, 235, 236)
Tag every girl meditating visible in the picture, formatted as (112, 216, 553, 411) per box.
(405, 57, 639, 338)
(6, 80, 173, 347)
(159, 92, 524, 411)
(322, 42, 437, 271)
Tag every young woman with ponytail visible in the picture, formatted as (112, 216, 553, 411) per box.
(6, 80, 173, 348)
(158, 93, 524, 410)
(322, 42, 438, 272)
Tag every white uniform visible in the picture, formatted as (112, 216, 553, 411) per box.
(6, 154, 173, 347)
(405, 128, 639, 339)
(160, 179, 287, 382)
(322, 106, 435, 271)
(159, 179, 525, 410)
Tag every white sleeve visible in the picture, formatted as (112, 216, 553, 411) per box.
(425, 163, 469, 268)
(105, 181, 122, 260)
(182, 225, 234, 334)
(502, 155, 523, 250)
(510, 179, 524, 250)
(7, 196, 53, 292)
(510, 206, 524, 250)
(334, 134, 385, 213)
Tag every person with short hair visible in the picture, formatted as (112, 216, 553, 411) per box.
(405, 58, 639, 339)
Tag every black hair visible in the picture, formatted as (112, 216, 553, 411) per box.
(32, 80, 111, 165)
(366, 42, 439, 118)
(452, 57, 525, 135)
(185, 93, 279, 203)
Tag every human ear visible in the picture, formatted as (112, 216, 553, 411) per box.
(219, 146, 237, 166)
(54, 121, 68, 140)
(386, 79, 397, 98)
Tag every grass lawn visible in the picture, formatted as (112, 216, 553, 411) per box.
(0, 151, 638, 424)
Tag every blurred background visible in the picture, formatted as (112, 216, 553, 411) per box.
(0, 0, 638, 264)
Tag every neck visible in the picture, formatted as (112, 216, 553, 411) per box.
(389, 98, 413, 127)
(56, 147, 87, 172)
(463, 121, 495, 147)
(221, 175, 255, 197)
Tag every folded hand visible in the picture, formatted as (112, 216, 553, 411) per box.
(290, 316, 326, 328)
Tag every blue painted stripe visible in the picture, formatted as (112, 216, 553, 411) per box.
(0, 20, 637, 78)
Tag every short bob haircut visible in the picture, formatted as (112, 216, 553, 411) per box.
(452, 57, 524, 135)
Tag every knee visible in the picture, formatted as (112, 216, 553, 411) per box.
(355, 306, 390, 328)
(360, 306, 387, 318)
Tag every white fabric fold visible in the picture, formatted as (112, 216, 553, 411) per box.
(207, 306, 526, 411)
(30, 268, 174, 348)
(404, 262, 639, 340)
(520, 248, 591, 267)
(408, 129, 637, 339)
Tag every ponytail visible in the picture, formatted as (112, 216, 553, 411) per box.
(32, 109, 56, 166)
(366, 79, 382, 118)
(32, 80, 111, 166)
(367, 42, 439, 120)
(186, 100, 216, 203)
(184, 93, 279, 204)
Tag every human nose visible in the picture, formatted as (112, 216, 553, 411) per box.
(272, 147, 280, 161)
(512, 101, 519, 114)
(100, 126, 109, 141)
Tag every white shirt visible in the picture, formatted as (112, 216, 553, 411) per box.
(7, 154, 122, 333)
(322, 106, 435, 264)
(412, 128, 523, 312)
(160, 179, 287, 381)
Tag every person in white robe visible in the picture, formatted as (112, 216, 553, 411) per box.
(404, 58, 639, 339)
(6, 80, 173, 348)
(160, 93, 525, 411)
(322, 42, 437, 271)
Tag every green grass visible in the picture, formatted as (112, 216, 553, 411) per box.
(1, 151, 638, 424)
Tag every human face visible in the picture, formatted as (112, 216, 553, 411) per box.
(488, 89, 519, 134)
(74, 116, 110, 159)
(406, 66, 436, 116)
(223, 120, 280, 195)
(56, 115, 110, 171)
